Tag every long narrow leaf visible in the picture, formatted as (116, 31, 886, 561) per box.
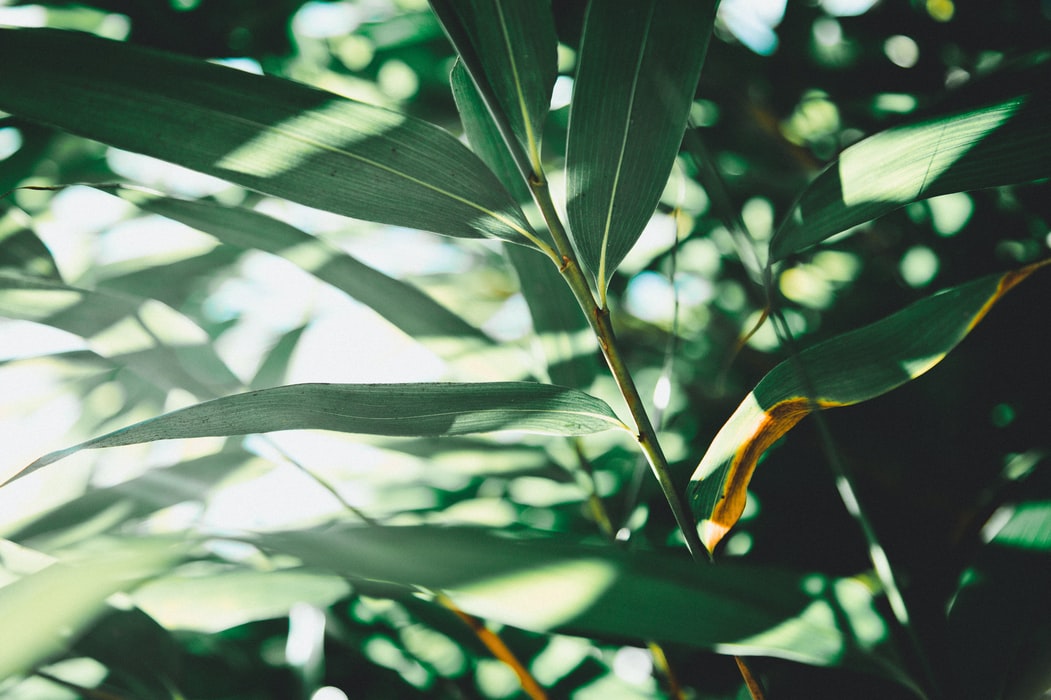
(688, 259, 1050, 553)
(566, 0, 716, 296)
(257, 524, 917, 690)
(771, 59, 1051, 261)
(18, 382, 627, 482)
(430, 0, 557, 174)
(0, 28, 537, 247)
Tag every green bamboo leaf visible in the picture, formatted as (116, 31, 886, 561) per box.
(688, 259, 1050, 553)
(0, 271, 240, 396)
(430, 0, 557, 174)
(256, 524, 916, 689)
(18, 382, 627, 481)
(0, 28, 538, 247)
(0, 537, 185, 680)
(566, 0, 716, 297)
(109, 189, 495, 347)
(771, 60, 1051, 261)
(450, 61, 600, 388)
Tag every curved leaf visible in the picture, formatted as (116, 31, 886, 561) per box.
(771, 60, 1051, 261)
(431, 0, 557, 174)
(257, 524, 916, 689)
(0, 28, 537, 247)
(688, 259, 1050, 553)
(566, 0, 716, 296)
(18, 382, 627, 481)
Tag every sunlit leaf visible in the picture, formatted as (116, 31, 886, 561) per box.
(0, 28, 538, 247)
(134, 569, 350, 633)
(0, 537, 184, 680)
(431, 0, 557, 174)
(0, 271, 240, 396)
(18, 382, 627, 481)
(566, 0, 716, 296)
(688, 260, 1050, 553)
(256, 524, 915, 688)
(109, 189, 495, 348)
(771, 60, 1051, 261)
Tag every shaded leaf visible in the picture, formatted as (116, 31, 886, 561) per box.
(566, 0, 716, 296)
(256, 524, 916, 689)
(0, 537, 185, 680)
(19, 382, 626, 480)
(0, 205, 61, 280)
(431, 0, 557, 174)
(0, 28, 537, 247)
(688, 260, 1050, 553)
(771, 59, 1051, 261)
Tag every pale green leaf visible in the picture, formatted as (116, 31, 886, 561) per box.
(689, 260, 1049, 552)
(431, 0, 557, 174)
(18, 382, 627, 481)
(0, 28, 537, 247)
(771, 60, 1051, 261)
(256, 524, 916, 689)
(0, 537, 185, 680)
(566, 0, 716, 296)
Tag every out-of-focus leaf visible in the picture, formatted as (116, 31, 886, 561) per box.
(134, 569, 350, 633)
(250, 324, 308, 390)
(18, 382, 627, 481)
(771, 60, 1051, 261)
(0, 207, 61, 280)
(431, 0, 557, 173)
(109, 189, 496, 348)
(0, 271, 240, 396)
(989, 500, 1051, 551)
(450, 60, 599, 388)
(256, 524, 916, 689)
(688, 260, 1050, 553)
(0, 28, 538, 247)
(566, 0, 716, 296)
(0, 537, 185, 680)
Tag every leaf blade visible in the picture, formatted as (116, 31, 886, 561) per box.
(771, 60, 1051, 261)
(688, 260, 1050, 552)
(566, 0, 716, 295)
(0, 28, 536, 246)
(18, 382, 627, 480)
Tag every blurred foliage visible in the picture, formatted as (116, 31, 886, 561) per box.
(0, 1, 1049, 699)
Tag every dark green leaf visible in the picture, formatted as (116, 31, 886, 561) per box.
(430, 0, 557, 174)
(566, 0, 716, 297)
(256, 524, 916, 688)
(689, 260, 1050, 552)
(19, 382, 626, 480)
(0, 28, 538, 247)
(771, 60, 1051, 261)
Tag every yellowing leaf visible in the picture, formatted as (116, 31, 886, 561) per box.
(689, 259, 1050, 553)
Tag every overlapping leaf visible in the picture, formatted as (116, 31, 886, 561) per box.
(689, 260, 1050, 553)
(566, 0, 716, 296)
(256, 524, 915, 689)
(430, 0, 557, 174)
(771, 59, 1051, 261)
(17, 382, 626, 482)
(0, 28, 537, 246)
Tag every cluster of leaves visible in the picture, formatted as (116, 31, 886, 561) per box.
(0, 1, 1049, 698)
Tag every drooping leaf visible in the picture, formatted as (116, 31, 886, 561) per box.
(688, 259, 1050, 553)
(18, 382, 627, 481)
(430, 0, 558, 174)
(0, 271, 241, 396)
(0, 537, 185, 680)
(0, 28, 538, 247)
(256, 524, 916, 689)
(771, 59, 1051, 261)
(566, 0, 716, 297)
(108, 188, 496, 347)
